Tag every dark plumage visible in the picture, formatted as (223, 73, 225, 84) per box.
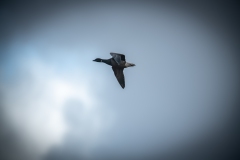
(93, 52, 135, 89)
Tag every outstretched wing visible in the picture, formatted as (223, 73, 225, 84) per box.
(110, 52, 126, 65)
(112, 67, 125, 88)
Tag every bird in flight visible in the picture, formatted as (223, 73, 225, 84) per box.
(93, 52, 135, 89)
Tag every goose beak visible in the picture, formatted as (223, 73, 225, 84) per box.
(93, 59, 96, 62)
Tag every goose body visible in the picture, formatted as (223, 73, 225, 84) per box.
(93, 52, 135, 89)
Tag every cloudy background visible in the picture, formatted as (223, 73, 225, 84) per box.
(0, 1, 239, 160)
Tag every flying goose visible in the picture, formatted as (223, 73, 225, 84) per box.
(93, 52, 135, 89)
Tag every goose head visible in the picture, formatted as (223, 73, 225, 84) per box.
(93, 58, 102, 62)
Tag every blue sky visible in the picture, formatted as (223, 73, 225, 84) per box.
(0, 1, 239, 160)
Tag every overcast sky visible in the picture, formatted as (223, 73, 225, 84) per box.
(0, 1, 239, 160)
